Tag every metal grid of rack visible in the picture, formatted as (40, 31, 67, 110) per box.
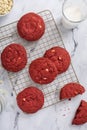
(0, 10, 79, 108)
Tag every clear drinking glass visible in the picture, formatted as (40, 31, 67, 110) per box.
(62, 0, 87, 29)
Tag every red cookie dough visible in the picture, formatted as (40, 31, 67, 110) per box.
(29, 57, 58, 84)
(17, 87, 44, 113)
(60, 83, 85, 100)
(72, 100, 87, 125)
(1, 43, 27, 72)
(17, 12, 45, 41)
(44, 46, 71, 74)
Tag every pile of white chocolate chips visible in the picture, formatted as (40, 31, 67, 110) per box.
(0, 0, 13, 15)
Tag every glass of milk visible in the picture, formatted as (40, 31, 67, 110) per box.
(62, 0, 87, 29)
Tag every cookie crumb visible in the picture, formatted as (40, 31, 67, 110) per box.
(0, 80, 3, 84)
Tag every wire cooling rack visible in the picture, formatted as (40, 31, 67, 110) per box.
(0, 10, 79, 108)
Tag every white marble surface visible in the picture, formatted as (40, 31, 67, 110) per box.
(0, 0, 87, 130)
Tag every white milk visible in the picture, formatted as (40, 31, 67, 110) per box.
(62, 5, 82, 29)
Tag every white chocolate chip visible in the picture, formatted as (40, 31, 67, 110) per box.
(45, 68, 49, 72)
(23, 98, 26, 101)
(39, 25, 42, 28)
(51, 49, 55, 53)
(18, 57, 21, 60)
(43, 77, 47, 80)
(58, 56, 62, 60)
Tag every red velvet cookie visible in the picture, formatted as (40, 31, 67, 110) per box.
(72, 100, 87, 125)
(17, 87, 44, 113)
(29, 57, 58, 84)
(17, 12, 45, 41)
(1, 43, 27, 72)
(44, 46, 71, 74)
(60, 83, 85, 100)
